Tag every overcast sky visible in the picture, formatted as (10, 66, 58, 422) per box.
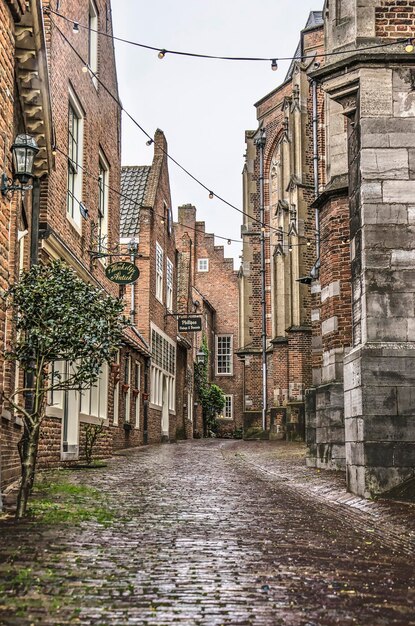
(112, 1, 322, 265)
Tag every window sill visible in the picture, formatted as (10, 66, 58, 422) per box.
(66, 213, 82, 235)
(79, 413, 109, 426)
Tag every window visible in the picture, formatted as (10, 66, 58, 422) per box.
(134, 361, 141, 428)
(166, 257, 173, 312)
(124, 354, 131, 422)
(156, 242, 163, 302)
(197, 258, 209, 272)
(80, 363, 108, 419)
(88, 0, 98, 87)
(98, 152, 109, 254)
(150, 325, 176, 411)
(67, 91, 84, 226)
(113, 350, 120, 426)
(217, 394, 233, 419)
(224, 395, 233, 419)
(215, 335, 233, 375)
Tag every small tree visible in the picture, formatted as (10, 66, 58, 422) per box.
(194, 336, 225, 436)
(2, 260, 128, 518)
(84, 420, 105, 466)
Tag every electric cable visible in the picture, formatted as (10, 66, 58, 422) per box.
(50, 17, 322, 244)
(47, 8, 414, 66)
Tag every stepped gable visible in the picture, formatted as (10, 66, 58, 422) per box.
(120, 166, 151, 237)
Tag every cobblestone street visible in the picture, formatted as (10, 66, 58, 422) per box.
(1, 440, 415, 625)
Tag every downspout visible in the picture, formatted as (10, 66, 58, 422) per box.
(130, 249, 135, 325)
(311, 78, 320, 268)
(255, 128, 267, 431)
(26, 176, 41, 418)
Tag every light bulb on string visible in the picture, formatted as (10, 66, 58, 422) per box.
(271, 59, 278, 71)
(227, 239, 231, 245)
(405, 39, 414, 53)
(158, 49, 166, 59)
(306, 239, 311, 247)
(261, 226, 266, 233)
(73, 22, 80, 33)
(208, 191, 214, 199)
(288, 243, 293, 252)
(82, 65, 89, 73)
(146, 139, 153, 146)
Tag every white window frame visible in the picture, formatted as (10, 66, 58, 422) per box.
(67, 88, 84, 229)
(113, 349, 120, 426)
(197, 258, 209, 272)
(156, 241, 164, 303)
(80, 363, 108, 420)
(88, 0, 98, 88)
(134, 360, 141, 429)
(124, 354, 131, 423)
(215, 334, 233, 376)
(150, 323, 176, 411)
(166, 257, 173, 312)
(223, 394, 233, 419)
(98, 150, 109, 257)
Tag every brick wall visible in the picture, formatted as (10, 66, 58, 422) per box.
(375, 2, 415, 38)
(240, 22, 324, 438)
(175, 205, 244, 434)
(0, 0, 30, 492)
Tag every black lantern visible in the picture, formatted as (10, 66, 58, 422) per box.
(1, 134, 39, 196)
(196, 349, 206, 366)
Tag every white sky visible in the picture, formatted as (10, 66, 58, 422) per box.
(112, 1, 322, 265)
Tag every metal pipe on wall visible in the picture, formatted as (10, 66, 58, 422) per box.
(255, 128, 267, 431)
(311, 78, 320, 261)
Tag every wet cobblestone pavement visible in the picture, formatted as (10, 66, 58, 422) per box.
(1, 439, 415, 625)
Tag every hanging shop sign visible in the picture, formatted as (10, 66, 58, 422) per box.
(178, 316, 202, 332)
(105, 261, 140, 285)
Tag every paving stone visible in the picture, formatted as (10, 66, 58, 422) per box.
(0, 440, 414, 625)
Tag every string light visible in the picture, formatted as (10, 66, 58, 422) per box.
(306, 239, 311, 247)
(82, 65, 89, 73)
(72, 22, 79, 33)
(271, 59, 278, 71)
(51, 18, 328, 245)
(47, 8, 415, 66)
(288, 243, 293, 252)
(405, 39, 414, 53)
(52, 144, 242, 245)
(227, 239, 231, 245)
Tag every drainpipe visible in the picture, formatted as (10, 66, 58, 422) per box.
(311, 78, 320, 265)
(255, 128, 267, 431)
(25, 177, 41, 419)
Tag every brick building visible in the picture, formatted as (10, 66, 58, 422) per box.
(239, 13, 324, 439)
(120, 130, 189, 444)
(0, 0, 132, 503)
(0, 0, 53, 497)
(307, 0, 415, 497)
(175, 205, 243, 437)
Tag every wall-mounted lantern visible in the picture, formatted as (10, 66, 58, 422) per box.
(1, 134, 39, 196)
(196, 349, 206, 366)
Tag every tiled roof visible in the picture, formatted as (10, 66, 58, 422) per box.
(285, 11, 324, 81)
(305, 11, 324, 30)
(120, 166, 151, 238)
